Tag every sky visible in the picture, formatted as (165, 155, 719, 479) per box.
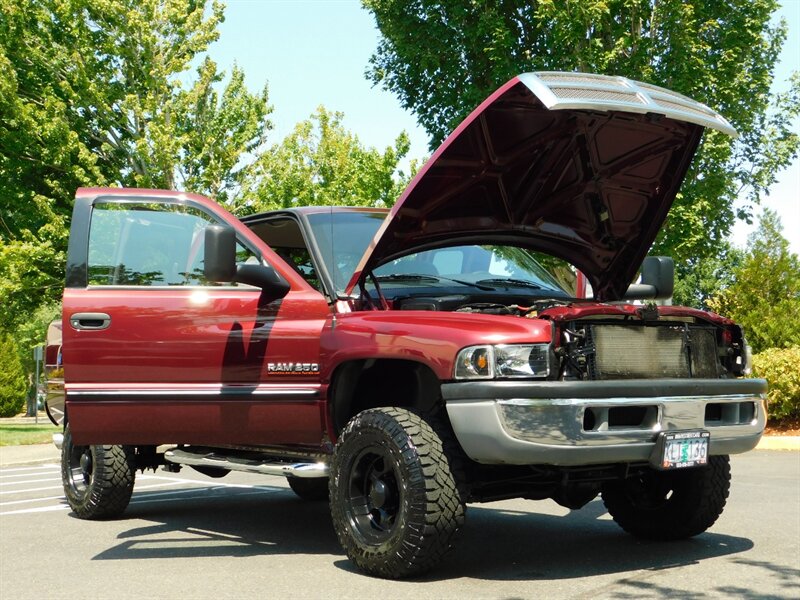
(209, 0, 800, 255)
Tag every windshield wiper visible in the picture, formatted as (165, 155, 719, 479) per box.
(434, 275, 496, 290)
(374, 274, 440, 282)
(375, 273, 495, 290)
(476, 278, 543, 289)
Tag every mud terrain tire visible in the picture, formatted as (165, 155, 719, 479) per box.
(61, 423, 135, 519)
(330, 407, 465, 578)
(602, 455, 730, 540)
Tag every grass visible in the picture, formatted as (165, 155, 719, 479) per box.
(0, 424, 60, 447)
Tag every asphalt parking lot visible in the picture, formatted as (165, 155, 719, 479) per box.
(1, 450, 798, 599)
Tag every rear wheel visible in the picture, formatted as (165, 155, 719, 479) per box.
(61, 424, 135, 519)
(602, 455, 730, 540)
(329, 407, 465, 579)
(288, 477, 329, 501)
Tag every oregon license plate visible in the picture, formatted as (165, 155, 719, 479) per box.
(651, 430, 710, 470)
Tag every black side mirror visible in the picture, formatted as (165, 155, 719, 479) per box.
(624, 256, 674, 300)
(204, 225, 237, 282)
(204, 225, 290, 299)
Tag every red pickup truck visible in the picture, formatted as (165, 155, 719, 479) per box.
(48, 72, 766, 578)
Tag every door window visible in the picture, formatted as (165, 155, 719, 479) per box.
(87, 202, 255, 287)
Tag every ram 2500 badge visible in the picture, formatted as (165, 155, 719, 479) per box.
(48, 72, 766, 579)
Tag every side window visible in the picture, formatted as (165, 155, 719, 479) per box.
(248, 217, 323, 292)
(87, 202, 256, 287)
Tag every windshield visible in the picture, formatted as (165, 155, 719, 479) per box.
(374, 246, 571, 295)
(306, 210, 574, 297)
(307, 210, 386, 293)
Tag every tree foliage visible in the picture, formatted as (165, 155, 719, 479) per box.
(0, 332, 27, 418)
(0, 0, 272, 332)
(14, 302, 61, 378)
(672, 243, 744, 309)
(363, 0, 800, 265)
(707, 210, 800, 354)
(239, 106, 413, 213)
(752, 347, 800, 421)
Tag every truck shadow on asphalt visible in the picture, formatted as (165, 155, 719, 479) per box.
(429, 500, 754, 581)
(89, 482, 760, 586)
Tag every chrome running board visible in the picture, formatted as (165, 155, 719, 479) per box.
(164, 448, 328, 478)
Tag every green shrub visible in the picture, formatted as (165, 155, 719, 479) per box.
(752, 347, 800, 422)
(0, 332, 27, 417)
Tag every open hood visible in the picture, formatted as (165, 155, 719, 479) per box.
(349, 72, 736, 301)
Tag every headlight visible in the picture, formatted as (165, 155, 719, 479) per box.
(454, 344, 550, 379)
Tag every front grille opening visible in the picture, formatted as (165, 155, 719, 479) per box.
(583, 410, 596, 431)
(585, 323, 721, 380)
(583, 405, 659, 431)
(705, 401, 756, 426)
(609, 406, 649, 427)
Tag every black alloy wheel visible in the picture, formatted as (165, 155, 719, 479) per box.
(330, 407, 465, 579)
(61, 423, 135, 519)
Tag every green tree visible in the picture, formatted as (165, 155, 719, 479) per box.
(363, 0, 800, 265)
(177, 59, 272, 205)
(708, 209, 800, 353)
(672, 243, 744, 309)
(1, 0, 107, 325)
(0, 332, 27, 418)
(239, 106, 414, 213)
(14, 302, 61, 384)
(0, 0, 271, 333)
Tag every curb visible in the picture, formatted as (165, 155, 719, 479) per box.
(756, 436, 800, 451)
(0, 443, 60, 468)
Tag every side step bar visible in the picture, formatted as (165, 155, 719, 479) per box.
(164, 448, 328, 479)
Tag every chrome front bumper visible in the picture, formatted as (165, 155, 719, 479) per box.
(442, 378, 767, 466)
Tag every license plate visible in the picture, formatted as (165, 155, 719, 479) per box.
(651, 430, 710, 470)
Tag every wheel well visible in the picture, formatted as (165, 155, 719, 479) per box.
(329, 359, 442, 434)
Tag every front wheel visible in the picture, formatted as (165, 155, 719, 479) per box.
(61, 424, 135, 519)
(329, 408, 465, 579)
(602, 455, 730, 540)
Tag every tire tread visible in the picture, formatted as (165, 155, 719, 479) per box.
(602, 455, 730, 540)
(61, 425, 135, 520)
(330, 407, 465, 578)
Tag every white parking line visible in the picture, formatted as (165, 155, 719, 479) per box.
(130, 486, 223, 501)
(128, 481, 187, 492)
(133, 489, 278, 506)
(0, 494, 65, 507)
(0, 484, 63, 495)
(0, 476, 183, 496)
(0, 477, 62, 486)
(0, 480, 191, 508)
(0, 486, 281, 516)
(0, 481, 185, 515)
(0, 470, 60, 479)
(0, 465, 60, 474)
(1, 504, 69, 516)
(0, 472, 288, 516)
(141, 474, 286, 491)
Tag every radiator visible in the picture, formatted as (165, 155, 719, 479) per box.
(588, 324, 720, 380)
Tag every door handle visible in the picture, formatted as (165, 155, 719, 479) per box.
(69, 313, 111, 330)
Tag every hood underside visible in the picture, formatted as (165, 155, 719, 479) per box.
(350, 72, 736, 301)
